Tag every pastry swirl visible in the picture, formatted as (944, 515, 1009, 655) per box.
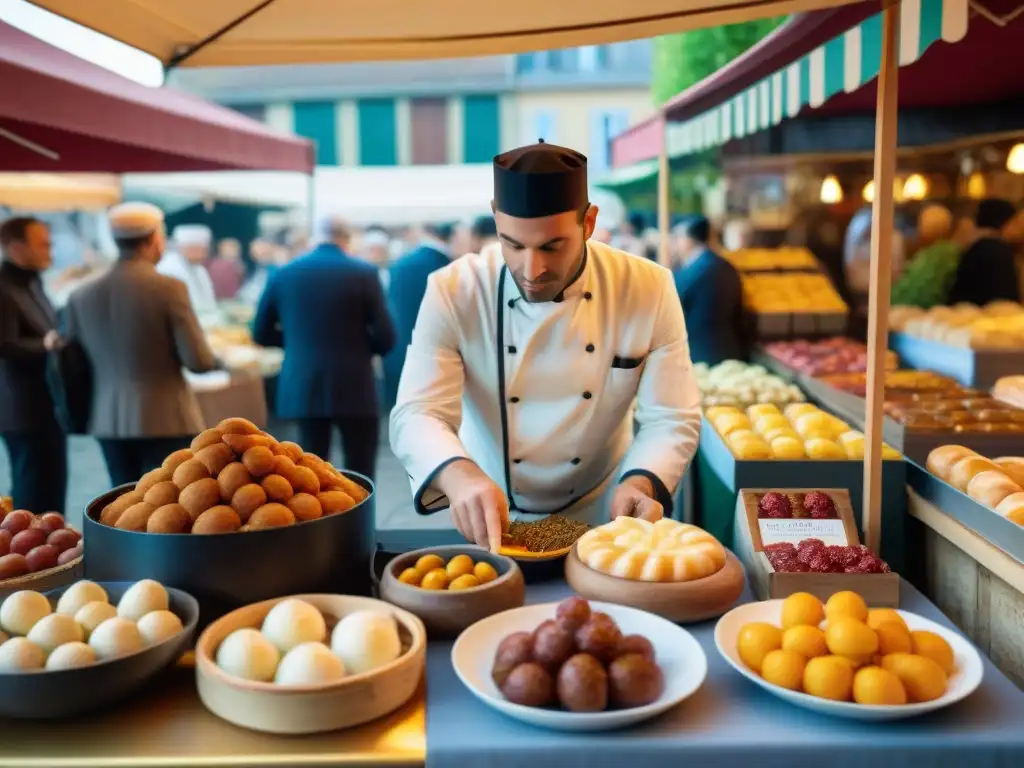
(576, 518, 726, 582)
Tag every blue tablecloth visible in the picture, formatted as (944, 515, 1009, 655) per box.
(424, 578, 1024, 768)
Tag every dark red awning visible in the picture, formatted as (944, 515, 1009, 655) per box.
(0, 21, 314, 173)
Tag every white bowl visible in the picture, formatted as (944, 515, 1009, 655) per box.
(714, 599, 984, 721)
(451, 601, 706, 732)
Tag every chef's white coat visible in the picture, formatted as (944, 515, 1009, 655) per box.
(389, 239, 701, 525)
(157, 250, 219, 318)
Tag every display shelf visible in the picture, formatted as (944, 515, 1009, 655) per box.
(907, 462, 1024, 568)
(890, 333, 1024, 389)
(748, 311, 849, 340)
(697, 416, 907, 573)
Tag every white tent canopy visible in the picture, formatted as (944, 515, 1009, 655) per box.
(31, 0, 855, 67)
(0, 173, 120, 211)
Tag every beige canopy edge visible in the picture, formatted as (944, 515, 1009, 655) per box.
(29, 0, 856, 67)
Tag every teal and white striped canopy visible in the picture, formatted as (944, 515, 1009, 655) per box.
(666, 0, 970, 157)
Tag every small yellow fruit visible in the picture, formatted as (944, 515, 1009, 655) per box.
(910, 631, 955, 676)
(705, 406, 741, 421)
(420, 568, 449, 590)
(825, 617, 879, 663)
(771, 437, 806, 459)
(736, 622, 783, 673)
(881, 653, 947, 702)
(714, 413, 751, 436)
(783, 625, 828, 658)
(803, 655, 854, 701)
(747, 404, 781, 420)
(414, 554, 445, 575)
(761, 649, 807, 691)
(853, 666, 908, 705)
(449, 574, 481, 591)
(781, 592, 825, 630)
(825, 591, 869, 623)
(398, 567, 422, 586)
(763, 427, 799, 443)
(445, 554, 474, 580)
(473, 561, 498, 584)
(754, 414, 790, 435)
(875, 623, 913, 656)
(867, 608, 908, 632)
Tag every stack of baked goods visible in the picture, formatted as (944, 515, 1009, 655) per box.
(723, 247, 818, 271)
(97, 418, 368, 535)
(926, 445, 1024, 524)
(994, 376, 1024, 410)
(764, 337, 898, 376)
(891, 301, 1024, 348)
(741, 273, 847, 314)
(695, 360, 806, 409)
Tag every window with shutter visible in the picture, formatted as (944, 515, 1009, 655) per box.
(292, 101, 338, 166)
(358, 98, 398, 166)
(410, 98, 448, 165)
(462, 95, 501, 164)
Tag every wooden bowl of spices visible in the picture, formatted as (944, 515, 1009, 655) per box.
(379, 545, 525, 637)
(498, 517, 591, 561)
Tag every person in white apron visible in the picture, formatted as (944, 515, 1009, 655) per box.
(390, 140, 702, 551)
(157, 224, 219, 319)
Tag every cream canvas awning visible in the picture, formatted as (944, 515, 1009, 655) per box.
(0, 173, 120, 211)
(29, 0, 860, 66)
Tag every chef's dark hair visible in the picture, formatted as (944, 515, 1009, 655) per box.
(0, 216, 44, 248)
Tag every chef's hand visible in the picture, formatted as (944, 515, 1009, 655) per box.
(43, 330, 62, 351)
(610, 475, 664, 522)
(437, 459, 510, 553)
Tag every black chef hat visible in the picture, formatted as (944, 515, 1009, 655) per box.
(493, 140, 588, 219)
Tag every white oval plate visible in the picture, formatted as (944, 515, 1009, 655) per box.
(451, 601, 707, 732)
(715, 600, 984, 721)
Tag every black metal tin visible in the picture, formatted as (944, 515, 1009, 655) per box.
(83, 473, 375, 629)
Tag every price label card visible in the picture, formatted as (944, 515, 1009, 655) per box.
(758, 518, 849, 547)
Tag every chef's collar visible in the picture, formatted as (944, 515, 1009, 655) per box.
(511, 244, 591, 304)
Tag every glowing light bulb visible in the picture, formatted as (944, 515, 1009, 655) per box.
(1007, 143, 1024, 174)
(902, 174, 928, 201)
(820, 175, 843, 204)
(862, 181, 875, 203)
(966, 172, 986, 199)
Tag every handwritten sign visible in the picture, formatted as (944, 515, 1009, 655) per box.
(758, 518, 849, 547)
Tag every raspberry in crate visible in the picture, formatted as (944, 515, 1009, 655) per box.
(757, 491, 838, 519)
(765, 540, 890, 574)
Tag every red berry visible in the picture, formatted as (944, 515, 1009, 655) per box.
(826, 545, 859, 568)
(758, 492, 792, 519)
(803, 491, 837, 518)
(775, 560, 810, 573)
(764, 542, 797, 558)
(808, 553, 837, 573)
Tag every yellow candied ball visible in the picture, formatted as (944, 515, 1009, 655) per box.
(420, 568, 449, 590)
(781, 592, 825, 630)
(414, 554, 445, 575)
(783, 625, 828, 659)
(853, 666, 908, 705)
(794, 412, 831, 437)
(736, 622, 783, 673)
(445, 554, 474, 580)
(763, 426, 800, 443)
(910, 631, 955, 675)
(875, 622, 913, 656)
(754, 414, 790, 435)
(473, 561, 498, 584)
(867, 608, 908, 632)
(882, 445, 902, 460)
(803, 655, 854, 701)
(398, 568, 422, 586)
(705, 406, 741, 421)
(449, 574, 482, 591)
(714, 413, 752, 436)
(825, 618, 879, 664)
(761, 649, 806, 691)
(784, 403, 818, 421)
(747, 404, 781, 421)
(771, 437, 806, 459)
(825, 591, 869, 623)
(804, 438, 847, 460)
(881, 653, 947, 703)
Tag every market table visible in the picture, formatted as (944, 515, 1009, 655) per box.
(0, 662, 425, 768)
(424, 578, 1024, 768)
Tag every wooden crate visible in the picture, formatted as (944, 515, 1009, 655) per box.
(734, 488, 900, 606)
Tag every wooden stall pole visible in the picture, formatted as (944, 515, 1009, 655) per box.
(863, 0, 901, 554)
(657, 119, 671, 268)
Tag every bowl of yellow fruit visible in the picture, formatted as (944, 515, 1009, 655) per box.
(714, 590, 983, 720)
(378, 546, 525, 637)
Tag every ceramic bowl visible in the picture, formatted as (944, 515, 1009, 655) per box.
(195, 593, 425, 734)
(0, 555, 83, 600)
(378, 545, 525, 637)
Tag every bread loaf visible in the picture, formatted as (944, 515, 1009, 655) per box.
(948, 456, 999, 492)
(994, 492, 1024, 525)
(966, 470, 1022, 509)
(926, 445, 977, 481)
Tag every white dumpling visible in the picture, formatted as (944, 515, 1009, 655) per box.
(330, 610, 402, 675)
(89, 617, 143, 660)
(56, 581, 109, 617)
(275, 642, 345, 685)
(117, 580, 169, 621)
(74, 601, 118, 638)
(27, 613, 84, 653)
(136, 610, 183, 645)
(0, 637, 46, 671)
(0, 590, 51, 637)
(45, 641, 97, 670)
(261, 599, 326, 653)
(216, 628, 280, 682)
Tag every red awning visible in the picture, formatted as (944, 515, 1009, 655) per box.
(610, 4, 877, 167)
(0, 21, 314, 173)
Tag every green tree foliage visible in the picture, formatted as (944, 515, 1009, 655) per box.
(651, 17, 787, 106)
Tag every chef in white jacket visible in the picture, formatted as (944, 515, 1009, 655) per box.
(390, 141, 701, 552)
(157, 224, 219, 318)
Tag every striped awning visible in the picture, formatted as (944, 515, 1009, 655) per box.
(668, 0, 970, 157)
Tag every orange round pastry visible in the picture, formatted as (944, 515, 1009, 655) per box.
(575, 517, 726, 582)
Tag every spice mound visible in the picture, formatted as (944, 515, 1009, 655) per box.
(502, 517, 590, 553)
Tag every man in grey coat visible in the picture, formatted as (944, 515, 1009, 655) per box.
(64, 203, 218, 486)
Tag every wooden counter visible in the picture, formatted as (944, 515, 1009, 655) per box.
(0, 662, 424, 768)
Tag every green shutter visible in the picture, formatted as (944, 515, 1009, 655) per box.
(463, 94, 500, 163)
(292, 101, 338, 166)
(358, 98, 398, 166)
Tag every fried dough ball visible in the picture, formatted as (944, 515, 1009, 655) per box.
(317, 490, 354, 515)
(136, 467, 171, 495)
(285, 493, 323, 522)
(223, 434, 274, 453)
(172, 458, 211, 490)
(217, 417, 262, 435)
(146, 504, 192, 534)
(142, 481, 179, 509)
(194, 443, 234, 476)
(261, 474, 294, 503)
(242, 446, 276, 477)
(231, 484, 268, 523)
(161, 449, 194, 473)
(179, 478, 221, 521)
(190, 428, 224, 452)
(100, 491, 143, 527)
(217, 462, 251, 501)
(192, 505, 242, 534)
(114, 502, 155, 531)
(248, 503, 295, 530)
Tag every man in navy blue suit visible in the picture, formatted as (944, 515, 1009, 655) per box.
(253, 216, 395, 481)
(382, 223, 454, 409)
